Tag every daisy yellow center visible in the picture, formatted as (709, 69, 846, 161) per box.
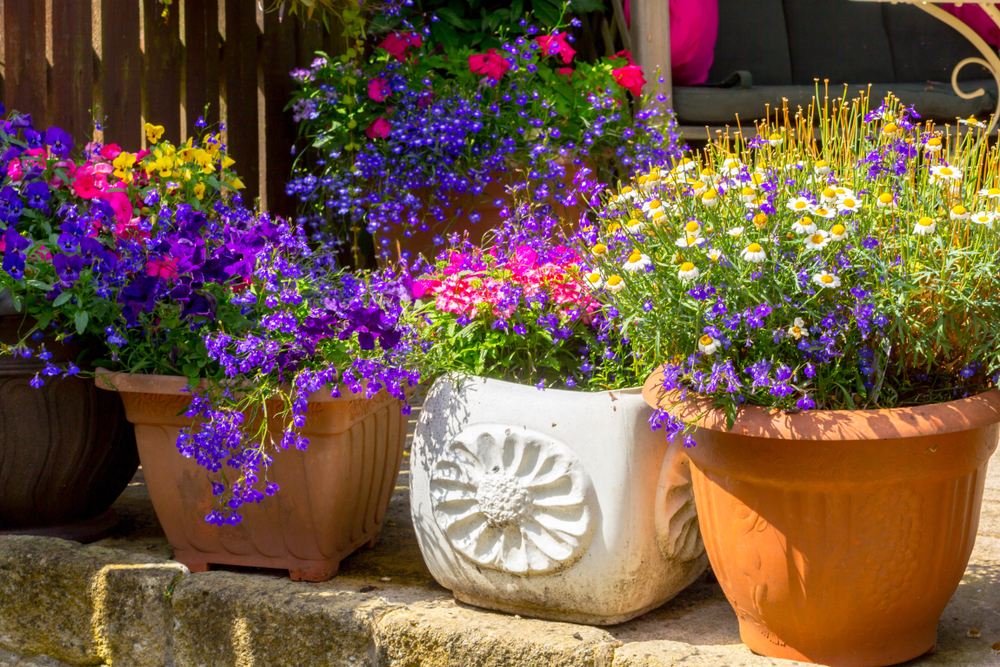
(649, 199, 662, 209)
(627, 219, 642, 228)
(684, 221, 700, 233)
(810, 234, 825, 244)
(742, 187, 755, 196)
(608, 223, 621, 233)
(699, 335, 714, 346)
(879, 193, 894, 204)
(769, 133, 781, 141)
(843, 199, 856, 207)
(703, 189, 718, 200)
(747, 243, 762, 253)
(680, 262, 695, 272)
(710, 252, 720, 261)
(928, 138, 942, 146)
(637, 176, 648, 185)
(821, 275, 834, 284)
(953, 206, 967, 215)
(918, 216, 934, 227)
(816, 160, 828, 168)
(883, 123, 897, 134)
(607, 275, 623, 286)
(622, 187, 634, 194)
(822, 188, 836, 199)
(990, 188, 1000, 196)
(587, 273, 601, 284)
(800, 216, 813, 225)
(794, 201, 808, 209)
(652, 209, 666, 219)
(940, 167, 953, 176)
(628, 251, 643, 263)
(815, 208, 829, 216)
(592, 244, 606, 255)
(831, 224, 846, 236)
(753, 213, 768, 226)
(686, 236, 698, 245)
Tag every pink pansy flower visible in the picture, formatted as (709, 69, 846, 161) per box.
(368, 78, 391, 102)
(147, 257, 181, 280)
(535, 32, 577, 64)
(365, 117, 392, 139)
(613, 64, 646, 96)
(378, 32, 422, 62)
(469, 49, 511, 81)
(100, 143, 123, 160)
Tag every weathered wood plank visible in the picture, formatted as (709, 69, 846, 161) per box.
(260, 9, 299, 215)
(3, 0, 48, 125)
(51, 0, 95, 143)
(182, 0, 220, 138)
(101, 0, 142, 148)
(222, 0, 260, 203)
(143, 0, 181, 143)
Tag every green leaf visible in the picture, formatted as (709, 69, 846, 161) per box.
(27, 280, 52, 291)
(74, 310, 89, 335)
(565, 0, 606, 11)
(52, 291, 72, 307)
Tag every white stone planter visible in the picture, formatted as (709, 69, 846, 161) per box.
(410, 375, 709, 625)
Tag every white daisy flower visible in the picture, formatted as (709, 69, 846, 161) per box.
(811, 205, 837, 219)
(791, 217, 817, 235)
(950, 205, 971, 221)
(787, 317, 808, 339)
(739, 186, 757, 203)
(677, 261, 700, 281)
(930, 164, 962, 184)
(814, 160, 831, 175)
(698, 334, 721, 355)
(977, 187, 1000, 199)
(959, 116, 986, 129)
(876, 192, 897, 209)
(707, 248, 724, 262)
(584, 271, 604, 290)
(924, 136, 944, 153)
(768, 132, 783, 147)
(803, 231, 831, 251)
(971, 211, 994, 226)
(881, 122, 901, 137)
(623, 250, 652, 272)
(727, 226, 745, 238)
(812, 272, 841, 289)
(674, 157, 698, 173)
(675, 235, 706, 249)
(641, 198, 664, 214)
(625, 218, 646, 233)
(698, 168, 717, 185)
(649, 208, 668, 225)
(721, 157, 743, 177)
(837, 197, 861, 214)
(786, 197, 813, 213)
(590, 243, 607, 257)
(832, 187, 855, 200)
(741, 242, 766, 263)
(606, 274, 625, 293)
(820, 187, 839, 204)
(701, 189, 720, 208)
(829, 223, 848, 241)
(682, 219, 702, 235)
(613, 186, 640, 207)
(913, 216, 937, 235)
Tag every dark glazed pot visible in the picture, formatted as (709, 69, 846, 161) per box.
(0, 300, 138, 542)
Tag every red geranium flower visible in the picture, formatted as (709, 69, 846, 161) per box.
(469, 49, 511, 81)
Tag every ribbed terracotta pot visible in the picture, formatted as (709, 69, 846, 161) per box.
(97, 371, 409, 581)
(0, 308, 138, 542)
(643, 370, 1000, 667)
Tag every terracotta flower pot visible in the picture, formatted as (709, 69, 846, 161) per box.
(96, 371, 409, 582)
(643, 370, 1000, 667)
(410, 376, 708, 625)
(0, 310, 138, 543)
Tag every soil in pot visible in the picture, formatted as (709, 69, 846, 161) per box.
(643, 370, 1000, 667)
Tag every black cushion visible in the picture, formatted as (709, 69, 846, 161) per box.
(883, 3, 989, 83)
(673, 81, 997, 125)
(708, 0, 794, 86)
(782, 0, 896, 85)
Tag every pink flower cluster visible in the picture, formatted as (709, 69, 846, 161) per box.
(412, 246, 595, 319)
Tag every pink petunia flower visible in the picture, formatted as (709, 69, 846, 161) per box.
(378, 32, 423, 62)
(99, 143, 123, 160)
(365, 117, 392, 139)
(535, 32, 577, 64)
(469, 49, 511, 81)
(612, 64, 646, 96)
(368, 77, 391, 102)
(147, 257, 180, 280)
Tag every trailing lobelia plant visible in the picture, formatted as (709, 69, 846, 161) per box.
(286, 1, 680, 265)
(577, 92, 1000, 442)
(0, 110, 425, 525)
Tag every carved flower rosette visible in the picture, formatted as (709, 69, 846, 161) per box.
(429, 424, 597, 575)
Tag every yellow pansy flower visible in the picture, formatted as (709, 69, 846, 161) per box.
(193, 182, 206, 200)
(144, 123, 165, 144)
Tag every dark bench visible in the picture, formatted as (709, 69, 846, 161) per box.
(673, 0, 997, 129)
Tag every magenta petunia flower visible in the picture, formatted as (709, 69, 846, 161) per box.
(368, 77, 391, 102)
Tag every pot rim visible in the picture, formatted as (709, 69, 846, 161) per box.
(642, 368, 1000, 441)
(95, 368, 406, 404)
(433, 372, 643, 398)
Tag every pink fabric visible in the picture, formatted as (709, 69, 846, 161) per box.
(941, 4, 1000, 49)
(623, 0, 718, 86)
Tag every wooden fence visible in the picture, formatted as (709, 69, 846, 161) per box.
(0, 0, 345, 217)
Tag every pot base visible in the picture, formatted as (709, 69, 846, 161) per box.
(452, 589, 670, 626)
(740, 618, 937, 667)
(0, 508, 118, 544)
(172, 529, 382, 582)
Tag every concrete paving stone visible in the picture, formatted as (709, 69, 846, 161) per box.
(0, 647, 87, 667)
(374, 599, 622, 667)
(171, 570, 400, 667)
(0, 536, 185, 667)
